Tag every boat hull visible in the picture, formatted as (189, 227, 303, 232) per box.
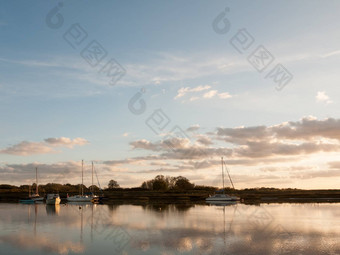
(67, 196, 92, 202)
(46, 197, 61, 205)
(206, 194, 240, 202)
(31, 197, 44, 202)
(19, 199, 35, 204)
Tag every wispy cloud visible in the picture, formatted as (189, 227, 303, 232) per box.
(175, 85, 233, 102)
(174, 85, 211, 99)
(0, 137, 88, 156)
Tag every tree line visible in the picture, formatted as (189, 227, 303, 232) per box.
(0, 175, 217, 193)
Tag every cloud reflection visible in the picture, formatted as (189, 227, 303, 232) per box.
(0, 233, 84, 254)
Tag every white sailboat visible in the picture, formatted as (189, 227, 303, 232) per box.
(206, 157, 240, 202)
(30, 167, 44, 202)
(46, 193, 61, 205)
(67, 160, 93, 202)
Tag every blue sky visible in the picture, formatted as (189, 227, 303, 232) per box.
(1, 0, 340, 189)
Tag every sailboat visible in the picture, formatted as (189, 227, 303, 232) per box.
(67, 160, 93, 202)
(30, 167, 44, 202)
(19, 185, 36, 204)
(206, 157, 240, 202)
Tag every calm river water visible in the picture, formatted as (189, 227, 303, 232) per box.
(0, 202, 339, 255)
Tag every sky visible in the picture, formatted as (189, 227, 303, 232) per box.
(1, 0, 340, 189)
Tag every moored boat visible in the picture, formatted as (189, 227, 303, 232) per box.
(19, 199, 35, 204)
(46, 193, 61, 205)
(206, 157, 240, 202)
(30, 167, 44, 202)
(67, 160, 93, 203)
(206, 193, 239, 202)
(67, 194, 92, 202)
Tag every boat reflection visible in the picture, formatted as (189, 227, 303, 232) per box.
(45, 204, 60, 215)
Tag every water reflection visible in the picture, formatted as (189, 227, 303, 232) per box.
(46, 204, 60, 215)
(0, 202, 339, 254)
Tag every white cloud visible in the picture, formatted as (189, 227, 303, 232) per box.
(174, 85, 211, 99)
(218, 92, 232, 99)
(316, 91, 333, 104)
(175, 84, 232, 102)
(203, 90, 218, 98)
(123, 132, 129, 137)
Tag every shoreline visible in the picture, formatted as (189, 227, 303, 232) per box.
(2, 189, 340, 204)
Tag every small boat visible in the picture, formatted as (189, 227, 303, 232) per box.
(206, 157, 240, 202)
(19, 185, 36, 204)
(46, 193, 61, 205)
(67, 160, 93, 203)
(206, 193, 239, 202)
(67, 194, 92, 202)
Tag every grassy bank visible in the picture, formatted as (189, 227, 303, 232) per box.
(2, 188, 340, 203)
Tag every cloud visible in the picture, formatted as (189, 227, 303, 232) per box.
(186, 124, 200, 132)
(321, 50, 340, 58)
(196, 135, 213, 146)
(44, 137, 88, 147)
(121, 117, 340, 172)
(217, 117, 340, 144)
(292, 169, 340, 179)
(218, 92, 232, 99)
(175, 85, 232, 102)
(0, 233, 84, 254)
(0, 141, 55, 156)
(174, 85, 211, 99)
(123, 51, 248, 86)
(203, 90, 218, 98)
(328, 161, 340, 169)
(234, 140, 339, 158)
(122, 132, 129, 137)
(316, 91, 332, 104)
(0, 137, 88, 156)
(271, 117, 340, 141)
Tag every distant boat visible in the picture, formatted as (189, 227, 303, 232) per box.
(19, 185, 36, 204)
(206, 157, 240, 202)
(67, 160, 93, 202)
(30, 167, 44, 202)
(46, 193, 61, 205)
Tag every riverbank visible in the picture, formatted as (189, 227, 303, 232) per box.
(2, 188, 340, 203)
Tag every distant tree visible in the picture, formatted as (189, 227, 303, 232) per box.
(89, 185, 100, 193)
(152, 175, 168, 191)
(141, 181, 154, 190)
(173, 176, 194, 190)
(141, 175, 195, 191)
(108, 180, 120, 189)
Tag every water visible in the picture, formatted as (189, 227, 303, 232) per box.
(0, 202, 339, 255)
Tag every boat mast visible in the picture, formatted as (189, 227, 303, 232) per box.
(35, 167, 38, 195)
(223, 159, 235, 190)
(91, 161, 94, 194)
(81, 160, 84, 196)
(221, 157, 225, 194)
